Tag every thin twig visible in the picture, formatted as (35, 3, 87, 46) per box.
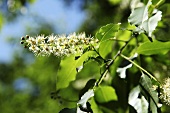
(94, 35, 134, 87)
(154, 0, 164, 8)
(107, 35, 134, 67)
(120, 54, 160, 84)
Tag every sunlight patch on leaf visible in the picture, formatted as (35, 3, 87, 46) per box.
(77, 89, 94, 112)
(128, 85, 149, 113)
(117, 64, 132, 78)
(128, 0, 162, 37)
(117, 53, 138, 78)
(128, 0, 151, 26)
(141, 10, 162, 37)
(78, 89, 94, 107)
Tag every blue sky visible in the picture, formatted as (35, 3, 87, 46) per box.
(0, 0, 86, 63)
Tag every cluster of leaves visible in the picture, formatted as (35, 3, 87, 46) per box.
(3, 0, 170, 113)
(50, 0, 170, 113)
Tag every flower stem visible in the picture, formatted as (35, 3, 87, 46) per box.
(94, 35, 134, 87)
(120, 54, 160, 83)
(154, 0, 164, 9)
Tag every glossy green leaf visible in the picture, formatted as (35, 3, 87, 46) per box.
(99, 40, 114, 58)
(137, 41, 170, 55)
(56, 51, 97, 90)
(95, 23, 120, 42)
(95, 23, 120, 58)
(140, 73, 159, 108)
(94, 86, 117, 103)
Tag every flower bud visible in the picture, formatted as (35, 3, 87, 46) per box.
(26, 35, 29, 39)
(20, 41, 24, 44)
(21, 36, 25, 40)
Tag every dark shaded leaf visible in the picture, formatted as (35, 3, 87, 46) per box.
(140, 73, 159, 108)
(59, 108, 76, 113)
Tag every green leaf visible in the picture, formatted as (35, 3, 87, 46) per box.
(140, 73, 159, 108)
(150, 99, 158, 113)
(94, 86, 117, 103)
(56, 51, 96, 90)
(89, 98, 103, 113)
(79, 79, 96, 98)
(137, 41, 170, 55)
(95, 23, 120, 58)
(95, 23, 120, 42)
(99, 40, 114, 58)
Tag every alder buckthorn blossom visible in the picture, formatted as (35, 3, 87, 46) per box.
(159, 78, 170, 105)
(20, 33, 99, 57)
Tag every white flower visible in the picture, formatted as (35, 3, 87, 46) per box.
(47, 34, 56, 43)
(160, 78, 170, 105)
(21, 32, 99, 57)
(36, 35, 46, 44)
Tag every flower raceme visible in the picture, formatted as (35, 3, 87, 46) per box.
(20, 33, 99, 57)
(160, 78, 170, 105)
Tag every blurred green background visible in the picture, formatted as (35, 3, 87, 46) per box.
(0, 0, 170, 113)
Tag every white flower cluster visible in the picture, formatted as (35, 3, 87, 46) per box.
(20, 33, 99, 57)
(160, 78, 170, 105)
